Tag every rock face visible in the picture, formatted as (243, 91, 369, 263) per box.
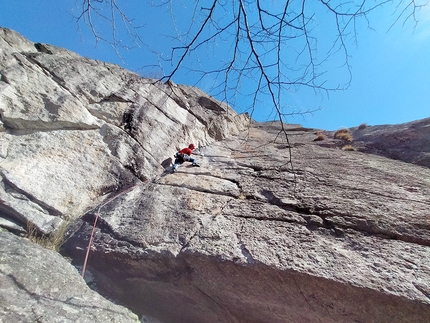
(0, 27, 249, 235)
(0, 231, 139, 322)
(350, 118, 430, 168)
(63, 122, 430, 323)
(1, 27, 430, 323)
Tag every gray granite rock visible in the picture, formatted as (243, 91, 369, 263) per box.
(1, 27, 429, 323)
(350, 118, 430, 168)
(64, 123, 430, 323)
(0, 231, 139, 323)
(0, 27, 250, 235)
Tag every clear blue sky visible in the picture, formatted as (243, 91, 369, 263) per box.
(1, 0, 429, 130)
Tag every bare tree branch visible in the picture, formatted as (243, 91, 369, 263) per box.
(75, 0, 145, 61)
(76, 0, 426, 180)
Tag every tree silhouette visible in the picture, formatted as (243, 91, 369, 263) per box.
(76, 0, 425, 172)
(76, 0, 424, 121)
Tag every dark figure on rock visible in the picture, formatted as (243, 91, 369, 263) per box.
(172, 144, 200, 172)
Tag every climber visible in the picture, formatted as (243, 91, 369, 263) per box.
(172, 144, 200, 172)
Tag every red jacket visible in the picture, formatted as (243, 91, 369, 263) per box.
(179, 147, 193, 156)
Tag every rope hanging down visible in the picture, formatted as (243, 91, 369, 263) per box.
(81, 177, 155, 278)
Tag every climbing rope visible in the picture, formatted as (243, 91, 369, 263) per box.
(81, 174, 162, 278)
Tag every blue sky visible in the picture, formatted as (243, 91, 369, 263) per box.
(1, 0, 429, 130)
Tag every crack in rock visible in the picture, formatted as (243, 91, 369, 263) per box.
(156, 173, 241, 198)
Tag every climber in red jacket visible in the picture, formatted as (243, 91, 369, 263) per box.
(172, 143, 200, 172)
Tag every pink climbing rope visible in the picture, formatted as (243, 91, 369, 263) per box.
(81, 179, 152, 278)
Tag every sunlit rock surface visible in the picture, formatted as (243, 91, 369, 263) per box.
(1, 27, 429, 323)
(0, 231, 139, 322)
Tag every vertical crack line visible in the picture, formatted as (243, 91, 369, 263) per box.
(290, 274, 325, 323)
(235, 231, 255, 264)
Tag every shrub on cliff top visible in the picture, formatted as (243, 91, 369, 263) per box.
(334, 129, 353, 141)
(342, 145, 357, 151)
(313, 131, 326, 141)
